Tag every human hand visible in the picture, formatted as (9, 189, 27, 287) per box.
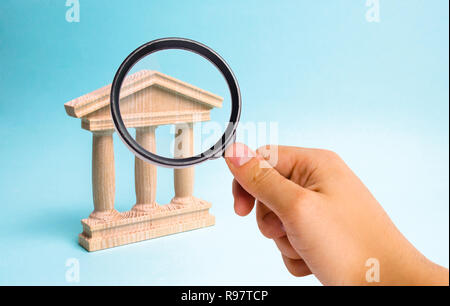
(224, 143, 449, 285)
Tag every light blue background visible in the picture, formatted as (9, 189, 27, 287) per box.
(0, 0, 448, 285)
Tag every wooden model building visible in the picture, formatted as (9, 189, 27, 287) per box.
(64, 70, 223, 251)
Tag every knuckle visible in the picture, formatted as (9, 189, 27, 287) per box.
(283, 257, 305, 277)
(257, 210, 285, 239)
(282, 188, 312, 221)
(290, 269, 306, 277)
(256, 144, 275, 160)
(287, 265, 301, 277)
(321, 149, 338, 158)
(318, 149, 341, 162)
(256, 144, 272, 152)
(256, 221, 273, 239)
(250, 163, 276, 189)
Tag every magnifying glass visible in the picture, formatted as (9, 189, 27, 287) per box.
(110, 37, 241, 168)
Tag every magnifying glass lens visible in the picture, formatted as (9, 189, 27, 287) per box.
(119, 49, 231, 162)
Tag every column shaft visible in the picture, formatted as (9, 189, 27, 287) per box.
(133, 126, 158, 211)
(90, 130, 118, 220)
(173, 123, 194, 203)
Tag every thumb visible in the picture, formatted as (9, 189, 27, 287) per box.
(224, 143, 305, 218)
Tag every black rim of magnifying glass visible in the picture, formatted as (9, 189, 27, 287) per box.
(110, 37, 241, 168)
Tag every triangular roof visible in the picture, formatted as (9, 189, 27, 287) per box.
(64, 70, 223, 119)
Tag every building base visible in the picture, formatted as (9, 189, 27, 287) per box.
(79, 198, 214, 251)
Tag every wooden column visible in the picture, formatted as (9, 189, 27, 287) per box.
(133, 126, 158, 212)
(172, 123, 195, 204)
(89, 130, 119, 220)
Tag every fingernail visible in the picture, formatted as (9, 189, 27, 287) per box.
(225, 143, 256, 167)
(228, 154, 255, 167)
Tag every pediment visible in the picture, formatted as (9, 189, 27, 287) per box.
(64, 70, 223, 131)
